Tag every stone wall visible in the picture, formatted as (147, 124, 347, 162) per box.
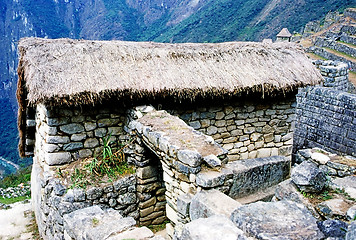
(308, 46, 356, 72)
(167, 98, 296, 161)
(34, 103, 129, 166)
(31, 155, 138, 240)
(313, 60, 355, 93)
(293, 87, 356, 157)
(314, 37, 356, 58)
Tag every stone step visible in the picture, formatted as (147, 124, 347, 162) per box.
(234, 184, 277, 204)
(195, 156, 290, 199)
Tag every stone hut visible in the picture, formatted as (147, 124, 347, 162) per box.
(276, 28, 292, 42)
(17, 38, 322, 239)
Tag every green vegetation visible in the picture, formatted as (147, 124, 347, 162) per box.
(154, 0, 356, 42)
(148, 220, 170, 233)
(0, 166, 31, 189)
(22, 0, 69, 38)
(0, 195, 30, 205)
(58, 136, 135, 189)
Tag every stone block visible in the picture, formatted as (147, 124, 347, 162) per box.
(189, 189, 241, 220)
(291, 161, 326, 193)
(177, 193, 193, 217)
(177, 150, 202, 168)
(206, 126, 218, 135)
(196, 168, 233, 188)
(46, 135, 70, 144)
(63, 142, 83, 151)
(231, 200, 324, 240)
(107, 227, 154, 240)
(177, 215, 247, 240)
(84, 122, 97, 131)
(63, 206, 135, 240)
(71, 133, 86, 141)
(202, 154, 222, 168)
(84, 138, 99, 148)
(136, 166, 158, 179)
(227, 156, 290, 198)
(166, 204, 178, 224)
(45, 152, 71, 165)
(60, 123, 84, 134)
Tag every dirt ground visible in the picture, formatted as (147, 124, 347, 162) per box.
(0, 201, 34, 240)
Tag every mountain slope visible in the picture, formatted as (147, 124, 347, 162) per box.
(154, 0, 356, 42)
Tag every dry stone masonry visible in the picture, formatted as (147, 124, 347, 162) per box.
(168, 98, 296, 161)
(313, 60, 355, 93)
(293, 86, 356, 157)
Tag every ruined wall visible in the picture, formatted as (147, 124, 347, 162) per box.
(293, 87, 356, 157)
(168, 98, 296, 161)
(313, 60, 355, 93)
(31, 104, 167, 240)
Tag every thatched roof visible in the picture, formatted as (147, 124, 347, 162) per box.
(18, 38, 321, 107)
(277, 28, 292, 38)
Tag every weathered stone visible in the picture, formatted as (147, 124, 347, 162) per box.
(317, 220, 349, 239)
(316, 199, 353, 219)
(346, 221, 356, 240)
(84, 138, 99, 148)
(274, 179, 321, 219)
(136, 166, 157, 179)
(45, 152, 71, 165)
(202, 154, 221, 168)
(196, 168, 232, 188)
(346, 205, 356, 220)
(139, 197, 156, 209)
(97, 118, 120, 127)
(86, 187, 103, 200)
(231, 200, 324, 240)
(311, 152, 330, 165)
(85, 122, 97, 131)
(256, 148, 271, 158)
(331, 176, 356, 199)
(60, 123, 84, 134)
(117, 192, 136, 205)
(177, 150, 202, 168)
(177, 215, 247, 240)
(106, 226, 154, 240)
(73, 188, 86, 201)
(63, 142, 83, 151)
(44, 143, 60, 153)
(291, 161, 326, 193)
(78, 149, 92, 158)
(189, 189, 241, 220)
(206, 126, 218, 135)
(250, 133, 263, 141)
(177, 193, 193, 217)
(63, 206, 135, 240)
(228, 156, 290, 198)
(71, 133, 86, 141)
(46, 135, 70, 144)
(95, 128, 108, 138)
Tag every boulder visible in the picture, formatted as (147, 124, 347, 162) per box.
(316, 199, 354, 219)
(107, 226, 154, 240)
(317, 220, 349, 239)
(331, 176, 356, 199)
(176, 215, 248, 240)
(347, 205, 356, 221)
(291, 161, 326, 193)
(189, 189, 241, 221)
(63, 206, 135, 240)
(274, 179, 321, 219)
(346, 221, 356, 240)
(230, 200, 324, 240)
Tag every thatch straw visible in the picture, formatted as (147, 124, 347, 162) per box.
(17, 38, 322, 157)
(17, 38, 322, 106)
